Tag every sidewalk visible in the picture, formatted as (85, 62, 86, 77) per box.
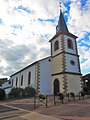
(21, 111, 90, 120)
(21, 112, 61, 120)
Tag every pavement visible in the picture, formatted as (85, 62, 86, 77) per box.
(21, 112, 61, 120)
(0, 96, 90, 120)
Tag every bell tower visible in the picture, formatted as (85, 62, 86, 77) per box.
(49, 4, 82, 95)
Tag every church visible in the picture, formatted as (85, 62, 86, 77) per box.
(8, 6, 82, 95)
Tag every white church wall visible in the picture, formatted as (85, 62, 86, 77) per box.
(65, 54, 79, 73)
(39, 57, 52, 95)
(20, 65, 36, 88)
(10, 64, 36, 89)
(11, 73, 20, 87)
(67, 74, 81, 95)
(51, 54, 63, 74)
(10, 57, 52, 95)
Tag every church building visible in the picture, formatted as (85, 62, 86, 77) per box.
(6, 6, 82, 95)
(50, 8, 82, 95)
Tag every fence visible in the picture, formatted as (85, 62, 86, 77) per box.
(33, 92, 90, 109)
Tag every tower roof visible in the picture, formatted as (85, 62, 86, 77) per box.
(49, 4, 78, 42)
(56, 10, 69, 34)
(58, 10, 69, 32)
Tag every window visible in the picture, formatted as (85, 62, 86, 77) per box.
(48, 59, 51, 62)
(67, 39, 73, 49)
(21, 75, 23, 86)
(16, 77, 18, 86)
(54, 40, 59, 51)
(70, 60, 75, 66)
(9, 81, 11, 84)
(28, 72, 31, 85)
(12, 79, 13, 86)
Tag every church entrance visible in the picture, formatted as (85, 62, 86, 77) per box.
(54, 79, 60, 95)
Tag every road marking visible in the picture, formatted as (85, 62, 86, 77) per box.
(0, 114, 19, 120)
(0, 104, 31, 113)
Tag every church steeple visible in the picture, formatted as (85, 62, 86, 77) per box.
(50, 2, 82, 95)
(56, 3, 69, 34)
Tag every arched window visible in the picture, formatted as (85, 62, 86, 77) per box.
(21, 75, 23, 86)
(28, 72, 31, 85)
(16, 77, 18, 87)
(54, 40, 59, 51)
(67, 39, 73, 49)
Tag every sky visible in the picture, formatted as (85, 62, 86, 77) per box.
(0, 0, 90, 78)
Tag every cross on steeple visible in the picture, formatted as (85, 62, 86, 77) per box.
(56, 1, 69, 34)
(59, 1, 62, 12)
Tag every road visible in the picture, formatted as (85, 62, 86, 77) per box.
(0, 99, 34, 120)
(0, 97, 90, 120)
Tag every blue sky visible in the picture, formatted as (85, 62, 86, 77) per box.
(0, 0, 90, 78)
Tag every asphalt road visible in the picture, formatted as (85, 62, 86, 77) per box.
(0, 97, 90, 120)
(0, 103, 31, 120)
(0, 105, 17, 112)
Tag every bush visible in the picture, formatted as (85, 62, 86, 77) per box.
(9, 87, 36, 98)
(0, 88, 5, 100)
(24, 87, 36, 97)
(9, 87, 23, 98)
(38, 94, 46, 100)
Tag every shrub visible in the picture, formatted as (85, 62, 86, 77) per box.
(0, 88, 5, 100)
(24, 87, 36, 97)
(9, 87, 22, 98)
(9, 87, 36, 98)
(38, 94, 46, 100)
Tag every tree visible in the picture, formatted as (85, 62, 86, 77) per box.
(0, 88, 5, 100)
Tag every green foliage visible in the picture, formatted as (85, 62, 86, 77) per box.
(9, 87, 23, 98)
(9, 87, 36, 98)
(38, 94, 46, 100)
(0, 88, 5, 100)
(24, 87, 36, 97)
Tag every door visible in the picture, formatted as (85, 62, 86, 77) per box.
(54, 79, 60, 95)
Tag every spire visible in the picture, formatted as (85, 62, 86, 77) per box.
(56, 2, 69, 34)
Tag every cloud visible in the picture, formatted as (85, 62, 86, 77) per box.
(0, 0, 90, 77)
(65, 0, 90, 74)
(67, 0, 90, 39)
(0, 36, 50, 77)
